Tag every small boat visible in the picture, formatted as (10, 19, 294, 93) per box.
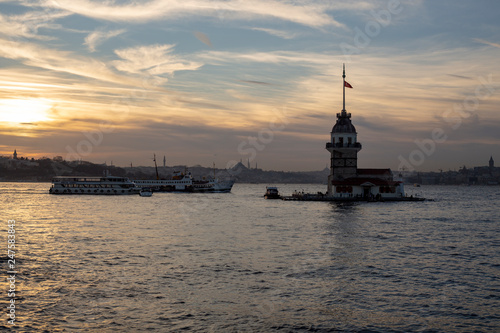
(264, 186, 281, 199)
(139, 187, 153, 197)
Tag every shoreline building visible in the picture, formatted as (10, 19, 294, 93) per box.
(325, 65, 404, 199)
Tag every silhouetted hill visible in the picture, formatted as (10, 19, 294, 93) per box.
(0, 157, 329, 184)
(0, 158, 127, 181)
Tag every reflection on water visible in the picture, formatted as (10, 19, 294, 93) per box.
(1, 183, 499, 331)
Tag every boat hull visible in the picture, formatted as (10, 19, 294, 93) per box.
(49, 188, 140, 195)
(134, 179, 235, 193)
(264, 186, 281, 199)
(193, 180, 235, 193)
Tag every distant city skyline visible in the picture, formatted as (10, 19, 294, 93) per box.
(1, 148, 496, 174)
(1, 1, 499, 171)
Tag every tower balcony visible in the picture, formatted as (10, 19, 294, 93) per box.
(326, 142, 362, 149)
(337, 112, 351, 118)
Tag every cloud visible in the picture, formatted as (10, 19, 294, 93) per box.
(0, 8, 70, 40)
(474, 38, 500, 48)
(447, 74, 472, 80)
(239, 80, 271, 85)
(251, 27, 297, 39)
(199, 50, 334, 67)
(225, 89, 253, 101)
(112, 44, 203, 76)
(44, 0, 342, 28)
(0, 38, 144, 87)
(84, 28, 125, 52)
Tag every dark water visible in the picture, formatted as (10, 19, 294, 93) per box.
(1, 183, 499, 332)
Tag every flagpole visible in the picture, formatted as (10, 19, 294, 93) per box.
(342, 63, 346, 112)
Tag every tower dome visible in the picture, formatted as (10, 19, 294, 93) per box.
(332, 111, 357, 134)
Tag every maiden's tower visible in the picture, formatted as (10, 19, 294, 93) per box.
(325, 65, 405, 200)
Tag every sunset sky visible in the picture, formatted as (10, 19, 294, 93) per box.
(0, 0, 499, 171)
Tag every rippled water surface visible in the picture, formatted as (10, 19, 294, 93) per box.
(1, 183, 499, 332)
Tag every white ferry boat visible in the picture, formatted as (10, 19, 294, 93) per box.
(49, 176, 141, 195)
(133, 171, 195, 192)
(133, 171, 235, 193)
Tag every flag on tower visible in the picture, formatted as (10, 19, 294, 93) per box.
(344, 81, 353, 88)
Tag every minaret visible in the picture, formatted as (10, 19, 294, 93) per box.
(489, 156, 494, 171)
(325, 64, 362, 194)
(13, 149, 18, 160)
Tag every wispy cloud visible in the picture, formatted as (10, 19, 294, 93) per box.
(251, 27, 298, 39)
(84, 28, 126, 52)
(112, 44, 203, 78)
(0, 9, 69, 40)
(0, 38, 143, 87)
(239, 80, 271, 85)
(474, 38, 500, 48)
(199, 50, 335, 67)
(447, 74, 472, 80)
(44, 0, 342, 28)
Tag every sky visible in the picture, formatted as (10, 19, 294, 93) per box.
(0, 0, 499, 172)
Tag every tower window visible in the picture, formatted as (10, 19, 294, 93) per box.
(339, 137, 343, 145)
(348, 137, 352, 145)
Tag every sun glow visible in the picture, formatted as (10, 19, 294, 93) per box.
(0, 99, 53, 124)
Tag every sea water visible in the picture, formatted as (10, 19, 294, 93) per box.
(1, 183, 499, 332)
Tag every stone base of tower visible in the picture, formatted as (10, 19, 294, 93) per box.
(327, 174, 333, 195)
(327, 166, 358, 195)
(326, 169, 407, 200)
(281, 193, 423, 202)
